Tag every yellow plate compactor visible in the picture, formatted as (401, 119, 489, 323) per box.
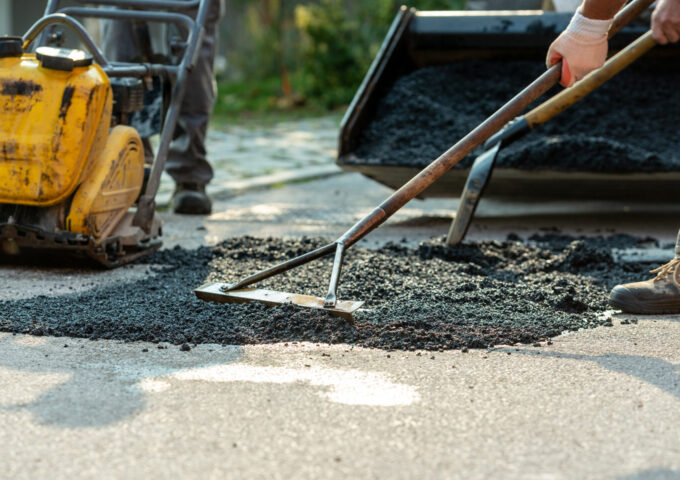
(0, 0, 210, 266)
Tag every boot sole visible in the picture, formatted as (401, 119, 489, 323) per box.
(609, 288, 680, 315)
(171, 193, 212, 215)
(174, 205, 212, 215)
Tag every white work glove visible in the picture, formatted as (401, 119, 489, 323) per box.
(546, 10, 612, 87)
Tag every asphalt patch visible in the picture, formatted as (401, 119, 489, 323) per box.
(0, 235, 662, 351)
(348, 59, 680, 172)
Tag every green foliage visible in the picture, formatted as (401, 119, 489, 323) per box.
(409, 0, 467, 9)
(213, 75, 330, 124)
(294, 0, 372, 108)
(216, 76, 285, 114)
(221, 0, 466, 113)
(229, 0, 299, 83)
(294, 0, 465, 108)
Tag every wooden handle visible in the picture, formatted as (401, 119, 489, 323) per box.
(337, 0, 655, 249)
(609, 0, 655, 38)
(526, 30, 656, 128)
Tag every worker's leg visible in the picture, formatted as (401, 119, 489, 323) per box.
(609, 228, 680, 314)
(165, 11, 217, 186)
(102, 18, 166, 62)
(102, 1, 222, 214)
(101, 20, 139, 63)
(167, 0, 222, 215)
(101, 20, 161, 165)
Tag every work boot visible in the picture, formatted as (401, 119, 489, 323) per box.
(609, 258, 680, 314)
(171, 183, 212, 215)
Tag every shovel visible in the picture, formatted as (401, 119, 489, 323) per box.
(447, 30, 657, 245)
(195, 0, 655, 320)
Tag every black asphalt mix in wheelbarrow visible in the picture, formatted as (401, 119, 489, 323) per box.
(349, 59, 680, 173)
(0, 235, 662, 351)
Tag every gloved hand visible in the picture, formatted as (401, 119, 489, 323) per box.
(546, 10, 613, 87)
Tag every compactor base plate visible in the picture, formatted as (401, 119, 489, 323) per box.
(0, 223, 161, 268)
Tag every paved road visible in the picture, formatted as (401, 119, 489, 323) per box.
(1, 118, 680, 479)
(1, 319, 679, 479)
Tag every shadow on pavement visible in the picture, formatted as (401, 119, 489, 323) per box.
(0, 336, 243, 428)
(617, 468, 680, 480)
(509, 349, 680, 400)
(614, 313, 680, 324)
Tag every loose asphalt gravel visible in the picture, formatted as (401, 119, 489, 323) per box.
(0, 234, 664, 351)
(348, 59, 680, 172)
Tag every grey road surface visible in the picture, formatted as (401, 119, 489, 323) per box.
(1, 319, 679, 480)
(1, 118, 680, 479)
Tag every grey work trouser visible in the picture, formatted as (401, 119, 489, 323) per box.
(101, 0, 222, 186)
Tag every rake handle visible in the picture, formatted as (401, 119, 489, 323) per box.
(221, 0, 654, 299)
(225, 243, 337, 291)
(337, 0, 654, 249)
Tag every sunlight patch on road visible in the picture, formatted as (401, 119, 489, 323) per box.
(156, 364, 419, 407)
(0, 367, 71, 406)
(209, 203, 290, 222)
(138, 379, 172, 393)
(12, 336, 49, 347)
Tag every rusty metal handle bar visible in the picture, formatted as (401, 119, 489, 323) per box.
(24, 0, 210, 237)
(72, 0, 200, 11)
(23, 14, 110, 66)
(225, 0, 654, 308)
(132, 0, 210, 230)
(105, 64, 179, 78)
(22, 15, 180, 77)
(59, 7, 195, 37)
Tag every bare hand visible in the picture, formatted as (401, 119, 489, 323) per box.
(652, 0, 680, 44)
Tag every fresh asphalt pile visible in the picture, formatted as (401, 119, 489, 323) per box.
(348, 59, 680, 172)
(0, 234, 661, 351)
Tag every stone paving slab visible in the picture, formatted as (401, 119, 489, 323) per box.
(157, 116, 343, 205)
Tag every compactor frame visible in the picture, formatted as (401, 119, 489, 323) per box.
(0, 0, 210, 266)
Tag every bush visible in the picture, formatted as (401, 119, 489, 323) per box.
(295, 0, 466, 108)
(294, 0, 371, 108)
(221, 0, 467, 113)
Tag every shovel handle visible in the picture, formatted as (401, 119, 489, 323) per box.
(526, 30, 657, 129)
(608, 0, 655, 38)
(335, 0, 654, 249)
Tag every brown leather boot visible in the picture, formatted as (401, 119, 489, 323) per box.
(609, 258, 680, 314)
(171, 183, 212, 215)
